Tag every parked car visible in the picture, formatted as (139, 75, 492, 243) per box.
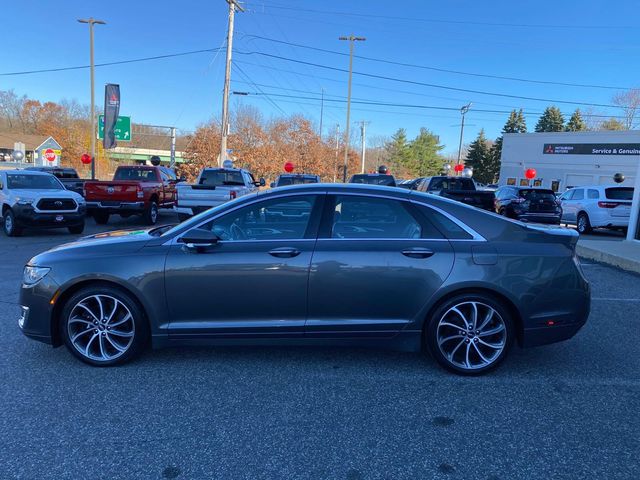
(559, 185, 635, 234)
(19, 183, 590, 375)
(349, 173, 397, 187)
(418, 176, 495, 211)
(494, 186, 562, 224)
(26, 166, 88, 197)
(0, 170, 86, 236)
(84, 165, 179, 225)
(175, 167, 265, 221)
(270, 174, 320, 188)
(397, 177, 425, 190)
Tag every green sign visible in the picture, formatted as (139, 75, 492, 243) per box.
(98, 115, 131, 141)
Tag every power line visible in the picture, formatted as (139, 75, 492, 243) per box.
(240, 33, 631, 91)
(238, 51, 620, 109)
(232, 63, 287, 115)
(244, 2, 636, 30)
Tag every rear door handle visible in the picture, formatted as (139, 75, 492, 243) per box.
(401, 247, 434, 259)
(268, 247, 301, 258)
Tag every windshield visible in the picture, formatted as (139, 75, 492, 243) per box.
(200, 170, 244, 186)
(350, 175, 396, 186)
(277, 176, 318, 186)
(6, 174, 63, 190)
(605, 187, 634, 200)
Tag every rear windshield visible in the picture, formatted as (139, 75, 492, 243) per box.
(277, 176, 318, 186)
(114, 168, 157, 181)
(427, 177, 475, 191)
(200, 170, 244, 186)
(518, 189, 556, 201)
(350, 175, 396, 186)
(56, 169, 79, 179)
(605, 187, 634, 200)
(6, 174, 62, 190)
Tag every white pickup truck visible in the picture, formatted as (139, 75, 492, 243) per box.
(175, 167, 265, 221)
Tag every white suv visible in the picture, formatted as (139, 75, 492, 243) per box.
(559, 185, 634, 234)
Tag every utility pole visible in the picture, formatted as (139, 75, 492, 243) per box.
(456, 102, 472, 169)
(319, 88, 324, 138)
(220, 0, 244, 167)
(170, 127, 177, 168)
(334, 123, 340, 182)
(339, 35, 365, 182)
(358, 121, 369, 173)
(78, 17, 106, 180)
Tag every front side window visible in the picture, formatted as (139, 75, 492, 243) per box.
(331, 195, 422, 239)
(560, 190, 574, 201)
(572, 189, 584, 200)
(201, 195, 317, 241)
(6, 174, 62, 190)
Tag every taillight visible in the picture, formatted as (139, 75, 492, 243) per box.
(137, 185, 144, 199)
(229, 191, 237, 200)
(511, 197, 526, 204)
(597, 201, 618, 208)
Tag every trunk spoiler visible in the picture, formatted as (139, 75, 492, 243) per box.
(524, 224, 579, 248)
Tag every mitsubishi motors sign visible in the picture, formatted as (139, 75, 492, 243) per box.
(543, 143, 640, 155)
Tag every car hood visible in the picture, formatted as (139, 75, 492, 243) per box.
(11, 189, 82, 200)
(29, 228, 157, 266)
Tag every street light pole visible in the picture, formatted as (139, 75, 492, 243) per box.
(359, 121, 369, 173)
(456, 102, 472, 170)
(78, 17, 105, 180)
(339, 35, 365, 182)
(220, 0, 244, 167)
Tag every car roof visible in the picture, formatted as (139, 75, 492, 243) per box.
(1, 169, 52, 176)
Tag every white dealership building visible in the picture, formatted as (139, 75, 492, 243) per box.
(499, 131, 640, 241)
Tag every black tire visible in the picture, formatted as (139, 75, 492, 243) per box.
(498, 207, 507, 217)
(68, 222, 85, 235)
(143, 201, 158, 225)
(576, 212, 592, 234)
(424, 293, 515, 376)
(3, 209, 22, 237)
(177, 213, 191, 223)
(93, 211, 110, 225)
(59, 285, 149, 366)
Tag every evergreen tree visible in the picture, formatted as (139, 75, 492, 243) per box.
(406, 128, 445, 176)
(384, 128, 411, 173)
(535, 106, 565, 132)
(566, 109, 587, 131)
(465, 129, 496, 184)
(491, 109, 527, 181)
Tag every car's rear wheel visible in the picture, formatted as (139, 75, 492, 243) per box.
(60, 286, 148, 366)
(93, 212, 110, 225)
(144, 201, 158, 225)
(3, 209, 22, 237)
(425, 293, 514, 375)
(577, 212, 592, 234)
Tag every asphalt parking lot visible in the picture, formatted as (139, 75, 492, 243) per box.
(0, 213, 639, 480)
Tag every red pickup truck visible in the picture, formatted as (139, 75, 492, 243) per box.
(84, 165, 179, 225)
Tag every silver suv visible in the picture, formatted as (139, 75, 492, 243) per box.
(559, 185, 634, 234)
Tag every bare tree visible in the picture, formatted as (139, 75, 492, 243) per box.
(612, 89, 640, 130)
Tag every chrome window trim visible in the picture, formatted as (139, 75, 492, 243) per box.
(316, 238, 449, 243)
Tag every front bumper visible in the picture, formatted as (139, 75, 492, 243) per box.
(18, 275, 61, 346)
(13, 204, 86, 228)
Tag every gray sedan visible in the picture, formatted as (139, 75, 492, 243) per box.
(18, 184, 590, 375)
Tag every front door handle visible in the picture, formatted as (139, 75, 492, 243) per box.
(268, 247, 301, 258)
(401, 247, 434, 259)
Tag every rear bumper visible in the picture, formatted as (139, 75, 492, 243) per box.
(87, 201, 145, 214)
(12, 205, 86, 228)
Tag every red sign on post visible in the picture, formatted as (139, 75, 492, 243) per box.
(44, 148, 56, 162)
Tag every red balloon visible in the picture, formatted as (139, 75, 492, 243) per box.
(80, 153, 92, 165)
(525, 168, 537, 180)
(284, 161, 294, 173)
(454, 164, 464, 173)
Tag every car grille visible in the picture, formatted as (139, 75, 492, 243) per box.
(37, 198, 77, 211)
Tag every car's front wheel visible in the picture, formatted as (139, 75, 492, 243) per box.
(60, 286, 148, 366)
(3, 209, 22, 237)
(425, 293, 514, 375)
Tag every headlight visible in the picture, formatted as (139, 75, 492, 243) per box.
(23, 266, 50, 286)
(16, 197, 35, 205)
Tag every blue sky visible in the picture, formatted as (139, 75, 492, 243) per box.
(2, 0, 639, 154)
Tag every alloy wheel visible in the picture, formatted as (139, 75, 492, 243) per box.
(436, 301, 507, 371)
(4, 214, 12, 234)
(67, 294, 135, 362)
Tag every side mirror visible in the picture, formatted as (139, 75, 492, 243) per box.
(178, 229, 219, 250)
(270, 182, 276, 188)
(259, 177, 266, 187)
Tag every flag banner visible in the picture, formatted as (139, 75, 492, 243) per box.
(103, 84, 120, 149)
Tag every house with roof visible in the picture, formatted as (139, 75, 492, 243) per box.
(0, 132, 62, 167)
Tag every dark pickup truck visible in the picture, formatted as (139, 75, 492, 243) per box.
(84, 165, 179, 225)
(26, 166, 88, 197)
(417, 176, 495, 211)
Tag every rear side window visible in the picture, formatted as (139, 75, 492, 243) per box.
(605, 187, 634, 200)
(571, 189, 584, 200)
(415, 205, 473, 240)
(587, 189, 599, 199)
